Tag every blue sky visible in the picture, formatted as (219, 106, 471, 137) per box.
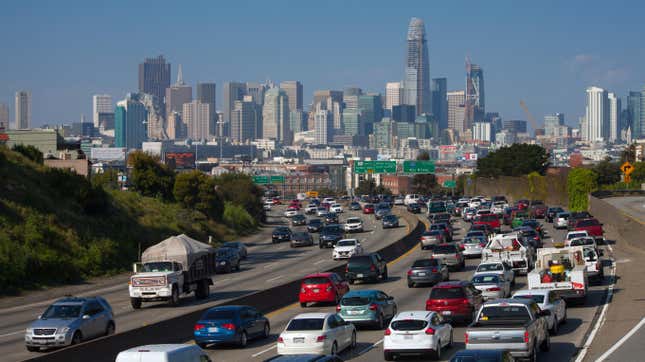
(1, 0, 644, 128)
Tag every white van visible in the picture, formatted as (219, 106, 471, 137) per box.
(115, 344, 211, 362)
(404, 194, 420, 206)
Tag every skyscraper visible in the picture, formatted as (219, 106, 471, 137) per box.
(385, 82, 402, 111)
(358, 94, 383, 133)
(196, 82, 216, 136)
(627, 91, 642, 138)
(544, 113, 565, 137)
(280, 81, 303, 112)
(314, 110, 333, 145)
(584, 86, 609, 142)
(115, 93, 147, 149)
(473, 122, 493, 142)
(314, 90, 343, 131)
(138, 55, 171, 117)
(431, 78, 448, 131)
(465, 62, 485, 127)
(223, 82, 246, 128)
(608, 93, 621, 143)
(262, 88, 290, 144)
(165, 65, 192, 120)
(230, 96, 257, 142)
(92, 94, 112, 128)
(447, 90, 465, 134)
(183, 100, 211, 141)
(403, 18, 431, 116)
(14, 91, 31, 129)
(0, 103, 8, 130)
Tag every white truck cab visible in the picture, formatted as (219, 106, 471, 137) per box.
(482, 234, 532, 275)
(116, 344, 211, 362)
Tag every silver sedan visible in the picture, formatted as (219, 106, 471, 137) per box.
(471, 273, 511, 300)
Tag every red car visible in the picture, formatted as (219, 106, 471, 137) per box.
(516, 199, 529, 210)
(290, 200, 302, 208)
(473, 213, 501, 233)
(530, 201, 547, 219)
(425, 281, 484, 324)
(363, 203, 375, 214)
(272, 198, 282, 205)
(299, 272, 349, 307)
(574, 218, 604, 239)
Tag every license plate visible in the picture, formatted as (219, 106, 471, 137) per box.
(293, 337, 305, 343)
(418, 272, 427, 276)
(313, 288, 319, 293)
(207, 327, 220, 333)
(357, 274, 364, 278)
(404, 335, 413, 340)
(347, 310, 358, 315)
(442, 311, 452, 315)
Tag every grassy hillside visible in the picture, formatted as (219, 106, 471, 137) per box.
(0, 147, 237, 295)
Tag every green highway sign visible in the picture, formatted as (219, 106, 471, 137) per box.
(353, 160, 396, 174)
(252, 176, 269, 185)
(403, 160, 435, 173)
(270, 175, 285, 184)
(443, 180, 457, 188)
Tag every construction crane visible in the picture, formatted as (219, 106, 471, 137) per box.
(519, 100, 541, 135)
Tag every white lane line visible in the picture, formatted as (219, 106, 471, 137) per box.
(251, 344, 277, 358)
(213, 278, 232, 284)
(314, 259, 327, 265)
(357, 338, 383, 355)
(596, 317, 645, 361)
(266, 275, 283, 282)
(0, 330, 23, 338)
(264, 263, 279, 269)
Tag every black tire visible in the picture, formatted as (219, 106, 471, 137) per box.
(319, 242, 324, 249)
(239, 331, 248, 348)
(226, 264, 232, 273)
(540, 333, 551, 351)
(407, 281, 415, 288)
(236, 261, 241, 271)
(348, 279, 354, 285)
(71, 331, 82, 345)
(105, 321, 115, 336)
(169, 285, 180, 306)
(529, 343, 538, 362)
(350, 331, 357, 349)
(550, 317, 559, 335)
(300, 302, 307, 308)
(330, 341, 338, 355)
(431, 341, 442, 360)
(197, 342, 208, 349)
(262, 323, 270, 339)
(447, 330, 453, 348)
(562, 310, 568, 324)
(26, 346, 39, 352)
(376, 313, 385, 330)
(382, 267, 388, 280)
(130, 298, 142, 309)
(384, 351, 394, 361)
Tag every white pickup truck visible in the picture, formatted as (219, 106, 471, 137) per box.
(527, 246, 588, 305)
(482, 234, 533, 275)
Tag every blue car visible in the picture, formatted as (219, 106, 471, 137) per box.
(194, 305, 270, 348)
(336, 290, 397, 328)
(450, 349, 516, 362)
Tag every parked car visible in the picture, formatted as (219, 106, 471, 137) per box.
(291, 232, 315, 248)
(426, 281, 484, 324)
(221, 241, 248, 259)
(307, 219, 324, 233)
(216, 247, 241, 273)
(471, 273, 511, 300)
(272, 226, 293, 243)
(362, 203, 375, 214)
(406, 203, 422, 214)
(450, 349, 516, 362)
(382, 214, 399, 229)
(420, 230, 446, 250)
(299, 273, 350, 307)
(116, 344, 210, 362)
(345, 253, 388, 284)
(337, 290, 397, 329)
(25, 296, 115, 351)
(512, 289, 567, 335)
(319, 224, 344, 248)
(349, 201, 362, 211)
(292, 214, 307, 226)
(332, 239, 364, 260)
(407, 258, 449, 287)
(430, 243, 465, 271)
(194, 305, 270, 348)
(277, 313, 356, 356)
(343, 217, 364, 233)
(383, 311, 453, 361)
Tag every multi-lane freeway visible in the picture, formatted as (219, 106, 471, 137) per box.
(0, 204, 412, 362)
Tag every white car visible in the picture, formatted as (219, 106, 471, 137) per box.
(469, 198, 482, 208)
(474, 262, 515, 286)
(316, 207, 328, 217)
(404, 194, 421, 206)
(567, 236, 597, 249)
(491, 201, 507, 215)
(116, 344, 210, 362)
(471, 273, 511, 300)
(333, 239, 363, 260)
(263, 203, 272, 211)
(565, 230, 589, 245)
(394, 196, 405, 205)
(512, 289, 567, 334)
(329, 203, 343, 213)
(277, 313, 356, 356)
(582, 245, 604, 281)
(344, 217, 364, 233)
(284, 209, 298, 218)
(383, 311, 453, 361)
(555, 212, 570, 229)
(323, 197, 335, 204)
(305, 205, 318, 214)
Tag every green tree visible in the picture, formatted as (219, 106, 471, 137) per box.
(592, 158, 621, 186)
(476, 144, 549, 177)
(128, 150, 175, 200)
(11, 144, 43, 164)
(214, 173, 264, 221)
(412, 151, 437, 195)
(223, 202, 257, 234)
(174, 170, 224, 221)
(92, 168, 120, 190)
(355, 178, 391, 196)
(567, 168, 598, 211)
(631, 162, 645, 183)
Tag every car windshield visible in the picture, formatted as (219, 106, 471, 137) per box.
(293, 232, 309, 239)
(571, 238, 594, 246)
(433, 245, 457, 254)
(341, 296, 371, 306)
(275, 227, 289, 233)
(142, 262, 173, 272)
(412, 259, 439, 268)
(577, 219, 599, 227)
(430, 287, 465, 299)
(309, 219, 322, 225)
(558, 213, 570, 218)
(286, 318, 325, 331)
(391, 319, 427, 331)
(478, 263, 503, 272)
(203, 310, 236, 320)
(302, 277, 330, 285)
(568, 232, 586, 239)
(222, 242, 240, 249)
(322, 226, 341, 233)
(216, 249, 231, 257)
(513, 294, 545, 304)
(467, 232, 485, 238)
(349, 256, 372, 266)
(42, 305, 82, 319)
(337, 240, 357, 247)
(477, 305, 531, 324)
(346, 218, 361, 223)
(464, 237, 484, 244)
(479, 215, 498, 222)
(384, 215, 397, 221)
(472, 275, 500, 284)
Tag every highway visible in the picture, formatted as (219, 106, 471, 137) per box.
(199, 210, 615, 362)
(0, 204, 412, 362)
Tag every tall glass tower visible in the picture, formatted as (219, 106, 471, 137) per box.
(403, 18, 431, 116)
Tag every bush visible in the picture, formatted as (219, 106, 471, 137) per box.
(214, 173, 264, 221)
(567, 168, 598, 211)
(128, 150, 175, 200)
(174, 171, 224, 221)
(11, 144, 43, 164)
(477, 144, 549, 177)
(223, 202, 257, 234)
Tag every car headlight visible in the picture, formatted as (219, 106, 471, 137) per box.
(219, 261, 228, 265)
(25, 328, 33, 334)
(57, 327, 70, 334)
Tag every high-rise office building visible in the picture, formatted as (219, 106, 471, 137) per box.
(503, 119, 528, 134)
(358, 94, 383, 133)
(289, 110, 305, 133)
(314, 110, 333, 145)
(92, 94, 112, 128)
(115, 93, 147, 149)
(165, 65, 192, 119)
(608, 93, 621, 143)
(230, 96, 257, 142)
(447, 90, 465, 134)
(166, 112, 186, 140)
(14, 90, 31, 129)
(342, 110, 362, 137)
(223, 82, 246, 125)
(544, 113, 565, 137)
(627, 91, 642, 138)
(431, 78, 448, 131)
(373, 118, 394, 148)
(280, 81, 303, 112)
(385, 82, 402, 111)
(641, 86, 645, 140)
(183, 101, 211, 141)
(392, 105, 416, 123)
(0, 103, 9, 130)
(584, 86, 609, 142)
(262, 88, 290, 144)
(465, 62, 485, 127)
(138, 55, 171, 117)
(314, 91, 343, 131)
(313, 90, 343, 107)
(403, 18, 431, 116)
(196, 82, 216, 135)
(473, 122, 493, 142)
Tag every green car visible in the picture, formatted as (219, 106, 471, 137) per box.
(511, 211, 529, 228)
(337, 290, 397, 329)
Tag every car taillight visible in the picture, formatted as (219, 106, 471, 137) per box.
(524, 330, 530, 343)
(480, 242, 487, 247)
(425, 300, 432, 310)
(425, 327, 435, 335)
(488, 287, 501, 291)
(316, 335, 327, 342)
(370, 265, 376, 272)
(432, 267, 438, 273)
(369, 303, 378, 311)
(345, 265, 349, 273)
(194, 324, 205, 331)
(407, 269, 413, 276)
(459, 244, 465, 250)
(277, 336, 284, 343)
(336, 305, 341, 312)
(222, 323, 236, 331)
(384, 328, 392, 336)
(464, 332, 469, 344)
(596, 261, 601, 271)
(461, 298, 470, 305)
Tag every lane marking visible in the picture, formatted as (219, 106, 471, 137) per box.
(266, 275, 284, 282)
(213, 278, 232, 284)
(314, 259, 326, 265)
(265, 302, 299, 319)
(0, 330, 23, 338)
(357, 338, 384, 355)
(388, 243, 419, 267)
(596, 317, 645, 361)
(251, 344, 277, 358)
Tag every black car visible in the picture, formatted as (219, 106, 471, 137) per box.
(272, 226, 292, 243)
(319, 224, 344, 248)
(215, 247, 241, 273)
(382, 214, 399, 228)
(345, 253, 388, 284)
(307, 218, 324, 233)
(521, 219, 544, 237)
(450, 349, 515, 362)
(546, 207, 564, 223)
(349, 201, 362, 211)
(220, 241, 248, 259)
(292, 214, 307, 226)
(291, 231, 314, 247)
(406, 203, 421, 214)
(324, 212, 339, 224)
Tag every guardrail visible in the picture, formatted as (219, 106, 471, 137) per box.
(28, 211, 424, 362)
(591, 189, 645, 199)
(588, 192, 645, 252)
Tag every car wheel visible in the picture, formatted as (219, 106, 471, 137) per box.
(105, 321, 115, 336)
(169, 285, 180, 306)
(550, 317, 559, 335)
(382, 267, 388, 280)
(236, 262, 241, 271)
(407, 281, 415, 288)
(384, 351, 394, 361)
(300, 302, 307, 308)
(239, 331, 248, 347)
(226, 265, 232, 273)
(330, 341, 338, 355)
(540, 333, 551, 351)
(130, 297, 142, 309)
(262, 323, 270, 338)
(431, 340, 442, 359)
(319, 243, 323, 249)
(348, 279, 354, 285)
(71, 331, 82, 345)
(530, 342, 539, 362)
(376, 313, 385, 330)
(562, 309, 568, 324)
(350, 331, 357, 349)
(197, 342, 208, 349)
(26, 346, 39, 352)
(447, 329, 453, 348)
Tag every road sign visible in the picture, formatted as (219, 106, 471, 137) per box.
(270, 175, 285, 184)
(353, 160, 396, 174)
(621, 161, 634, 176)
(252, 176, 269, 185)
(443, 180, 457, 188)
(403, 160, 435, 173)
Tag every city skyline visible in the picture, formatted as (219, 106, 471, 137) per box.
(1, 1, 644, 128)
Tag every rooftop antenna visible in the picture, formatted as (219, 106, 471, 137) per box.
(177, 64, 184, 85)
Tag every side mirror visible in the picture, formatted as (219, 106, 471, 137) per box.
(37, 315, 42, 319)
(133, 262, 143, 273)
(82, 314, 91, 320)
(388, 296, 394, 301)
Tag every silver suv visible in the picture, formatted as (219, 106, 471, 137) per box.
(25, 296, 115, 351)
